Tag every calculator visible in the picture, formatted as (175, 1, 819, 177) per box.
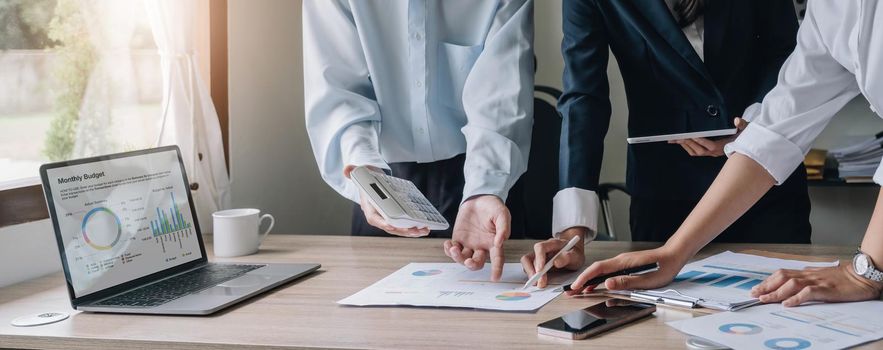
(350, 166, 450, 231)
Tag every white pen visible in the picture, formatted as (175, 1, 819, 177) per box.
(522, 235, 581, 290)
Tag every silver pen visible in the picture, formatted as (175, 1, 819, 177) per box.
(522, 235, 581, 290)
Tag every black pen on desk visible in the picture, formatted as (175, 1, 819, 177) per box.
(561, 263, 660, 292)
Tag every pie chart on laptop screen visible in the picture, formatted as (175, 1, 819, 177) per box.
(81, 207, 122, 251)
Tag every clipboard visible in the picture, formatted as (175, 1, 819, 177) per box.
(578, 250, 842, 314)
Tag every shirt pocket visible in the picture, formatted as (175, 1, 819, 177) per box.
(435, 41, 482, 112)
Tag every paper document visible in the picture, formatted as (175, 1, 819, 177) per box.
(668, 301, 883, 350)
(338, 263, 576, 311)
(630, 251, 838, 311)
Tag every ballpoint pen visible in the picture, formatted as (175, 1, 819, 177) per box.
(522, 235, 581, 290)
(561, 263, 660, 292)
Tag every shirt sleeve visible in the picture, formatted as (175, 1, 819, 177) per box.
(339, 122, 389, 174)
(724, 1, 861, 185)
(303, 0, 389, 203)
(553, 0, 612, 241)
(460, 0, 534, 203)
(551, 188, 599, 242)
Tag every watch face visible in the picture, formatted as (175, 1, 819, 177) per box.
(855, 254, 870, 275)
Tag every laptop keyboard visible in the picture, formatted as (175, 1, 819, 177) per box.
(92, 264, 264, 308)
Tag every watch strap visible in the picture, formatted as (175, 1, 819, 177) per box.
(868, 267, 883, 282)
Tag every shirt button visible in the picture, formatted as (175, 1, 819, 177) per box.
(416, 128, 425, 134)
(706, 105, 720, 117)
(415, 33, 422, 40)
(416, 80, 422, 88)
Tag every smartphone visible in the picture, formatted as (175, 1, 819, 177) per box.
(537, 299, 656, 340)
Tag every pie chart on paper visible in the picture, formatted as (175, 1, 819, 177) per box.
(495, 291, 531, 301)
(412, 269, 443, 277)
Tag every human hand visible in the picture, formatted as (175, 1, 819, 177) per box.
(443, 195, 511, 281)
(566, 245, 690, 295)
(344, 165, 430, 238)
(751, 263, 883, 307)
(669, 117, 749, 157)
(521, 227, 587, 288)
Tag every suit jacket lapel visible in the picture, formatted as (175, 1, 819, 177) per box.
(631, 0, 713, 83)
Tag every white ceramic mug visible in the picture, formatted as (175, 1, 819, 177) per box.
(212, 208, 275, 257)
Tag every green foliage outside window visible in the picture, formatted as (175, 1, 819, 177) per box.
(43, 0, 96, 161)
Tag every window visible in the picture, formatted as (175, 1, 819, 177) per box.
(0, 0, 161, 186)
(0, 0, 228, 229)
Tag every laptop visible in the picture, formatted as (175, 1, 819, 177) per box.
(39, 146, 320, 315)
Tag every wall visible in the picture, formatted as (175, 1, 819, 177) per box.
(0, 220, 62, 288)
(228, 0, 353, 235)
(227, 0, 878, 243)
(808, 98, 881, 245)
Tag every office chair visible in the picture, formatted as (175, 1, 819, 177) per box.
(596, 182, 630, 241)
(514, 85, 563, 239)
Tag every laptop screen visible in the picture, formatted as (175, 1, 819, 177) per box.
(42, 148, 203, 298)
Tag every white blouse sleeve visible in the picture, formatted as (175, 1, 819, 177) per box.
(724, 1, 861, 184)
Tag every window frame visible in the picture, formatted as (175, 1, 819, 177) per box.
(0, 0, 229, 229)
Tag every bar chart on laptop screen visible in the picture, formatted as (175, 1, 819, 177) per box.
(45, 150, 202, 297)
(148, 192, 195, 254)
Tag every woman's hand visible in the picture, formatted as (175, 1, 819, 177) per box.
(521, 227, 587, 288)
(670, 117, 748, 157)
(566, 245, 691, 295)
(751, 263, 883, 307)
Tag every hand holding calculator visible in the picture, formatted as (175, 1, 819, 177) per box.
(349, 166, 450, 231)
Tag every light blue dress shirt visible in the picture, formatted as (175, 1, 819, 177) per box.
(303, 0, 534, 204)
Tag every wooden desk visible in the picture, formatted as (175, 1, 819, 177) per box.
(0, 235, 876, 349)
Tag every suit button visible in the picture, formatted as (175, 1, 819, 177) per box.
(706, 105, 720, 117)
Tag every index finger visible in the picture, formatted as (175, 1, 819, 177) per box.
(691, 138, 717, 150)
(490, 245, 505, 282)
(494, 210, 512, 247)
(570, 259, 621, 290)
(683, 139, 710, 152)
(751, 269, 795, 297)
(534, 240, 566, 288)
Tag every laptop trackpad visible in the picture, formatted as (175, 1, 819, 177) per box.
(195, 274, 277, 296)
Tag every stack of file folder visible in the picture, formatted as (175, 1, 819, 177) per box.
(804, 149, 827, 180)
(830, 131, 883, 182)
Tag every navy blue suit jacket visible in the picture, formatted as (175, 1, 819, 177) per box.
(559, 0, 806, 200)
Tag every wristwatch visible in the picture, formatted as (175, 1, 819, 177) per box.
(853, 250, 883, 282)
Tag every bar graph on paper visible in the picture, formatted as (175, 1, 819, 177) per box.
(646, 252, 839, 309)
(671, 264, 770, 293)
(149, 192, 194, 253)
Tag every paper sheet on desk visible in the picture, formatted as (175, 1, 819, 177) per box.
(337, 263, 577, 311)
(631, 251, 838, 311)
(668, 301, 883, 350)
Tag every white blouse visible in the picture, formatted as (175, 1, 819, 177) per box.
(725, 0, 883, 184)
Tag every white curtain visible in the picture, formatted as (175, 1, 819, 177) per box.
(72, 0, 138, 158)
(145, 0, 231, 233)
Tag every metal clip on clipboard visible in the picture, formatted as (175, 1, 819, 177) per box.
(629, 289, 702, 309)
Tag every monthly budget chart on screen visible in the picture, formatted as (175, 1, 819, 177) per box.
(43, 149, 202, 297)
